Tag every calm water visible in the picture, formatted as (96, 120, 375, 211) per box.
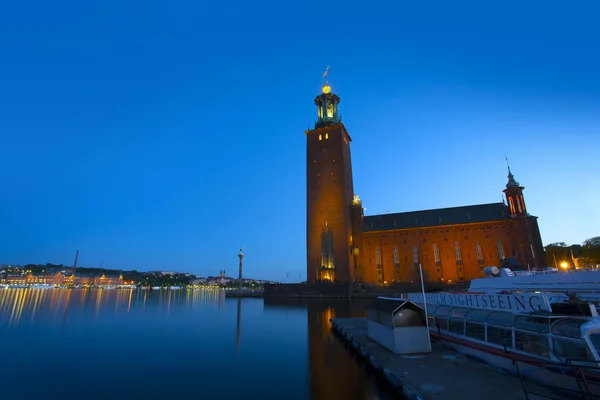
(0, 289, 394, 400)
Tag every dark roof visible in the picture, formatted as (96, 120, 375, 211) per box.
(364, 202, 511, 231)
(369, 298, 424, 313)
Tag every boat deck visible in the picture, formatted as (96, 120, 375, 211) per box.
(331, 318, 554, 400)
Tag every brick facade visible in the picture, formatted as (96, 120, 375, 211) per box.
(305, 87, 545, 284)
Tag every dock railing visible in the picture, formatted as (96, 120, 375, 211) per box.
(513, 358, 600, 400)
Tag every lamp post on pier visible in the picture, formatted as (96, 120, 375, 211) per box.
(238, 246, 244, 292)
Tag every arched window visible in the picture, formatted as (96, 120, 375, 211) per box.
(325, 133, 329, 139)
(413, 246, 419, 264)
(375, 247, 382, 269)
(433, 243, 441, 264)
(318, 134, 322, 141)
(497, 240, 505, 260)
(508, 197, 516, 214)
(454, 242, 462, 264)
(520, 195, 527, 213)
(517, 196, 523, 213)
(475, 242, 484, 263)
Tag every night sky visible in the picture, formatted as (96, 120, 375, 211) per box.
(1, 0, 598, 281)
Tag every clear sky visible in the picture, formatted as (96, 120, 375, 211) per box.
(1, 1, 598, 281)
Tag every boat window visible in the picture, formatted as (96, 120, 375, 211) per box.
(426, 304, 441, 316)
(487, 312, 517, 327)
(435, 317, 448, 331)
(553, 339, 591, 361)
(466, 322, 485, 341)
(589, 333, 600, 357)
(487, 326, 512, 348)
(465, 309, 495, 322)
(514, 316, 551, 333)
(449, 307, 471, 319)
(449, 318, 465, 335)
(515, 331, 550, 358)
(551, 319, 584, 338)
(434, 306, 453, 317)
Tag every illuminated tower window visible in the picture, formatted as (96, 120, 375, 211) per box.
(318, 134, 322, 141)
(517, 197, 523, 213)
(454, 242, 462, 265)
(497, 240, 505, 260)
(508, 197, 516, 214)
(521, 195, 527, 213)
(325, 133, 329, 139)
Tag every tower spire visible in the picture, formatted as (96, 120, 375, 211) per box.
(505, 155, 520, 189)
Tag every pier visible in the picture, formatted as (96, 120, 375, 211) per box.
(330, 318, 552, 400)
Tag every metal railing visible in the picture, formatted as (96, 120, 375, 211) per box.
(513, 358, 600, 400)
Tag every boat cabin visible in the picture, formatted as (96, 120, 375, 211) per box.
(427, 304, 600, 363)
(367, 298, 430, 354)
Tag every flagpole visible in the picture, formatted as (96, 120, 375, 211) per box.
(418, 263, 432, 352)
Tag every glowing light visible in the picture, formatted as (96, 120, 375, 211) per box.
(322, 84, 331, 94)
(560, 262, 569, 269)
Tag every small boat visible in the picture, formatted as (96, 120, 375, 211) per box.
(29, 284, 55, 289)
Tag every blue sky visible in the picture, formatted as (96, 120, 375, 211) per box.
(1, 1, 598, 281)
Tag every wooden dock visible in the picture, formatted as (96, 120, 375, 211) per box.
(331, 318, 551, 400)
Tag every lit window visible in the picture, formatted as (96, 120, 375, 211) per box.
(454, 242, 462, 264)
(508, 197, 516, 214)
(520, 195, 526, 213)
(413, 246, 419, 264)
(433, 244, 441, 264)
(319, 134, 322, 141)
(325, 133, 329, 139)
(475, 243, 484, 262)
(497, 240, 505, 260)
(517, 196, 523, 213)
(375, 247, 382, 269)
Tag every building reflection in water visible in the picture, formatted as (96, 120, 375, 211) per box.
(264, 298, 373, 400)
(0, 288, 226, 327)
(236, 298, 242, 352)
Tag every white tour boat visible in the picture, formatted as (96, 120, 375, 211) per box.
(470, 266, 600, 295)
(401, 291, 600, 397)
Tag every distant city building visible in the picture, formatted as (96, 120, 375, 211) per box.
(306, 82, 545, 284)
(2, 271, 124, 286)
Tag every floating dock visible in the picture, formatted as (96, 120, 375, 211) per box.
(330, 318, 551, 400)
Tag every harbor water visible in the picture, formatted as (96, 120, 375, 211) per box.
(0, 288, 394, 400)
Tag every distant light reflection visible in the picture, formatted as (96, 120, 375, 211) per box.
(0, 288, 226, 328)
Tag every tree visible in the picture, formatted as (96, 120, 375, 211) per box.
(580, 236, 600, 267)
(544, 243, 571, 268)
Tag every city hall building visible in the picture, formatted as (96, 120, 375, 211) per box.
(305, 82, 545, 284)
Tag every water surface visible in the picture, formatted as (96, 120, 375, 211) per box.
(0, 289, 392, 400)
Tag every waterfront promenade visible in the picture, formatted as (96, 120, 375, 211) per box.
(331, 318, 553, 400)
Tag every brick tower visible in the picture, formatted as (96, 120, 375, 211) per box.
(503, 166, 545, 269)
(306, 81, 356, 283)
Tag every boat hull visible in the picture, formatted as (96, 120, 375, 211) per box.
(432, 331, 600, 396)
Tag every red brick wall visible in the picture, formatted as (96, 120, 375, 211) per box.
(360, 220, 518, 284)
(306, 124, 355, 283)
